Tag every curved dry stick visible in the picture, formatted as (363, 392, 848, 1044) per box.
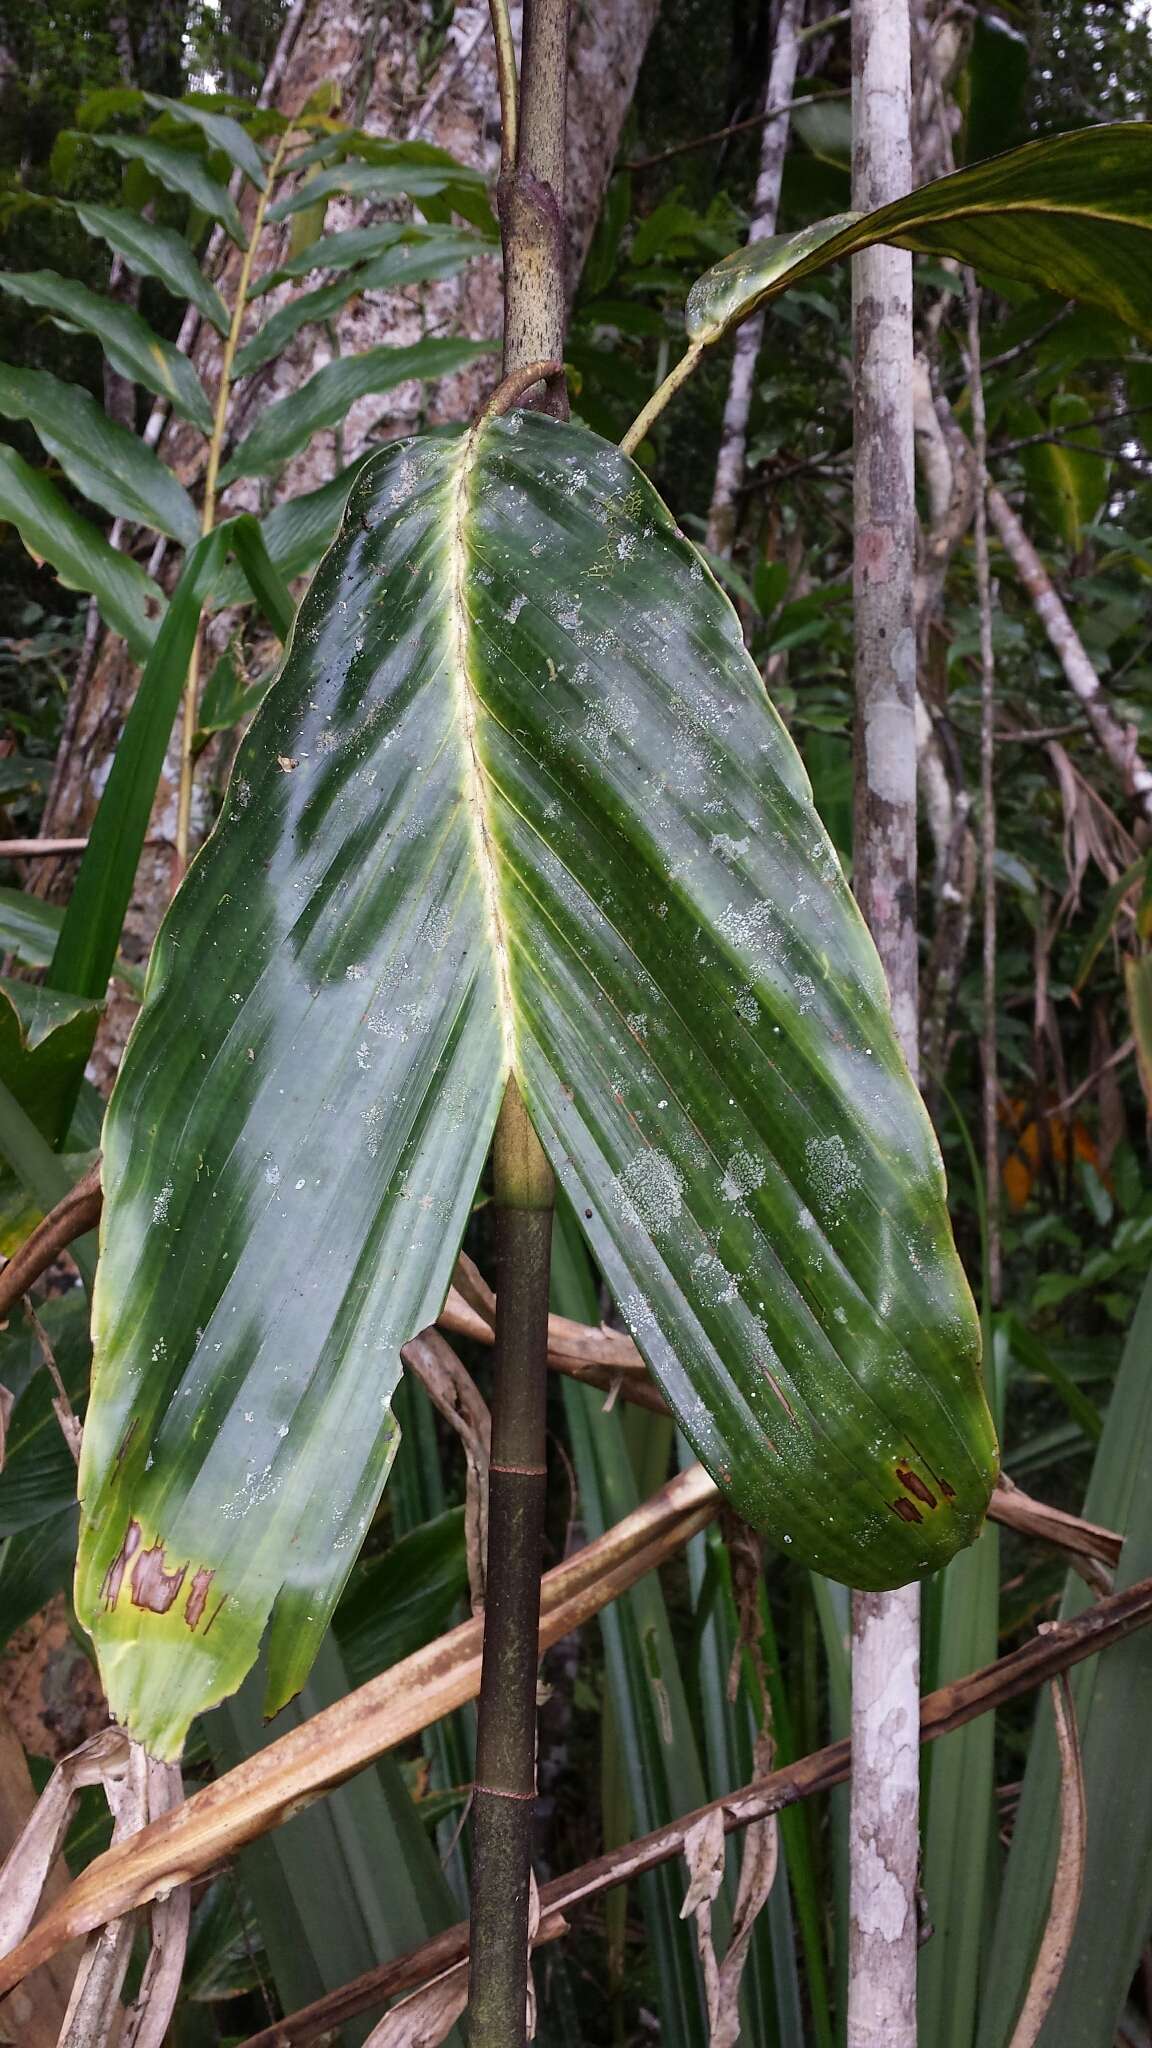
(1006, 1673, 1087, 2048)
(0, 1161, 102, 1326)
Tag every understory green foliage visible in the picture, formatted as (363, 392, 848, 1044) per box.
(2, 3, 1152, 2044)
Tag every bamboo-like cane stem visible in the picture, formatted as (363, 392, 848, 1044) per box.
(467, 1083, 555, 2045)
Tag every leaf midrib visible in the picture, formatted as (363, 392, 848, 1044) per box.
(450, 420, 516, 1073)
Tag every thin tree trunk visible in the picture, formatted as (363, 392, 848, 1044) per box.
(704, 0, 806, 558)
(847, 0, 920, 2041)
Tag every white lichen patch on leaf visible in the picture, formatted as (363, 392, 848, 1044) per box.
(720, 1144, 765, 1205)
(804, 1132, 863, 1219)
(613, 1148, 685, 1233)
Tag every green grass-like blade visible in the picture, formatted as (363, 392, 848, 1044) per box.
(977, 1266, 1152, 2048)
(0, 444, 164, 660)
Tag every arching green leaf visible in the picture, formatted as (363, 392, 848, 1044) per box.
(0, 271, 214, 432)
(0, 445, 164, 659)
(218, 336, 495, 480)
(231, 277, 365, 380)
(77, 415, 994, 1758)
(85, 133, 247, 246)
(69, 202, 230, 334)
(0, 978, 101, 1150)
(0, 364, 200, 544)
(0, 887, 62, 972)
(267, 155, 486, 222)
(142, 92, 267, 190)
(233, 237, 485, 378)
(1020, 393, 1109, 549)
(686, 123, 1152, 345)
(250, 223, 488, 298)
(211, 454, 379, 610)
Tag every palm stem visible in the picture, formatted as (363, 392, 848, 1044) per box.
(468, 1081, 555, 2045)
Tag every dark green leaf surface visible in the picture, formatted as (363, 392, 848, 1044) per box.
(686, 123, 1152, 344)
(219, 337, 494, 480)
(0, 755, 48, 802)
(196, 642, 273, 740)
(69, 201, 230, 334)
(251, 223, 487, 297)
(267, 156, 485, 221)
(0, 271, 214, 431)
(333, 1507, 468, 1688)
(0, 1510, 79, 1648)
(250, 221, 407, 295)
(0, 363, 200, 544)
(0, 445, 164, 660)
(233, 237, 482, 379)
(208, 1634, 461, 2044)
(77, 415, 993, 1756)
(232, 277, 359, 379)
(0, 886, 61, 970)
(142, 93, 267, 189)
(1020, 393, 1108, 549)
(0, 978, 101, 1149)
(230, 452, 379, 591)
(979, 1267, 1152, 2048)
(0, 1294, 90, 1538)
(85, 132, 247, 244)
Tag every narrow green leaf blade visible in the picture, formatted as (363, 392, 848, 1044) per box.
(686, 123, 1152, 344)
(85, 133, 247, 245)
(232, 276, 362, 380)
(0, 978, 101, 1149)
(333, 1508, 468, 1688)
(251, 223, 487, 297)
(0, 886, 63, 970)
(227, 517, 297, 641)
(0, 363, 200, 544)
(142, 92, 267, 189)
(0, 1078, 96, 1288)
(233, 237, 482, 379)
(207, 1634, 461, 2044)
(0, 271, 214, 431)
(219, 337, 495, 480)
(69, 201, 230, 334)
(0, 1296, 90, 1538)
(77, 418, 993, 1757)
(267, 155, 485, 221)
(0, 444, 165, 659)
(978, 1267, 1152, 2048)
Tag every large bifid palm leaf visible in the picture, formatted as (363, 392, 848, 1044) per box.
(77, 414, 993, 1757)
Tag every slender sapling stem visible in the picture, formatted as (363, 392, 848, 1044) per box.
(468, 1081, 556, 2046)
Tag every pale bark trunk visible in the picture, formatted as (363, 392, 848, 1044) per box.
(703, 0, 806, 559)
(39, 0, 658, 1086)
(847, 0, 920, 2041)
